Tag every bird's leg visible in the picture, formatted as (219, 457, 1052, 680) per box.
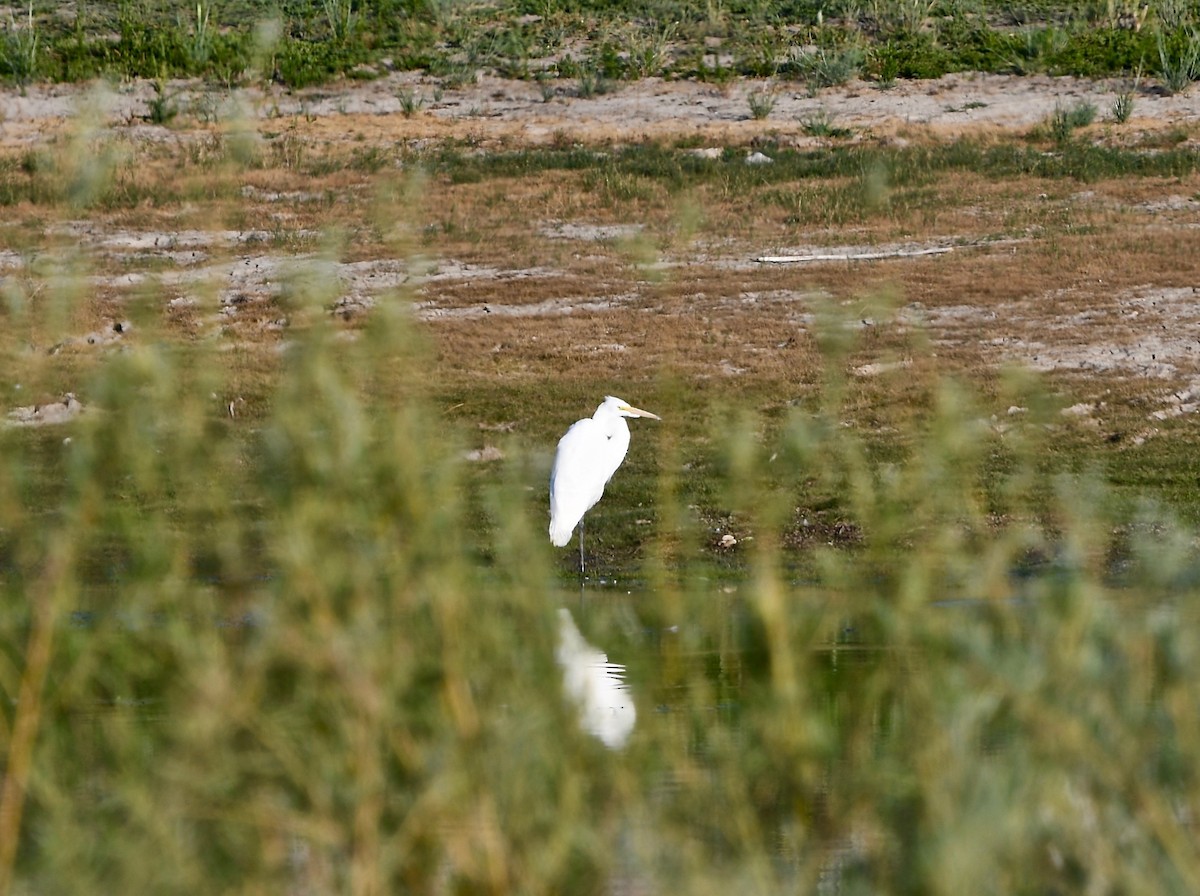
(578, 517, 586, 578)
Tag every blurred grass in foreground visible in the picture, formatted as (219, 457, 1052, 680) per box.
(2, 250, 1200, 895)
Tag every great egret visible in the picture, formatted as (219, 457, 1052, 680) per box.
(549, 395, 660, 572)
(556, 608, 636, 749)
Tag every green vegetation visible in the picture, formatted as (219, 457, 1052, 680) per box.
(3, 0, 1200, 89)
(747, 87, 778, 120)
(1111, 83, 1136, 121)
(421, 139, 1200, 195)
(799, 107, 854, 137)
(0, 3, 39, 87)
(5, 55, 1200, 884)
(396, 86, 425, 117)
(4, 241, 1200, 891)
(1156, 26, 1200, 92)
(1046, 98, 1098, 141)
(7, 0, 1200, 886)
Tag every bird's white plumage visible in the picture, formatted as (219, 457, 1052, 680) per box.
(549, 396, 659, 549)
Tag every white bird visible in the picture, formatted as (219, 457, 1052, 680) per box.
(556, 608, 636, 750)
(549, 396, 660, 573)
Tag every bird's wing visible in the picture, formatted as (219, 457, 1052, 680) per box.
(549, 419, 607, 538)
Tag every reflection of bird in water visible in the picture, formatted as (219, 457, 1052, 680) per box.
(549, 396, 660, 573)
(556, 608, 636, 750)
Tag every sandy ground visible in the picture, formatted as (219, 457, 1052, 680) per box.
(2, 71, 1199, 149)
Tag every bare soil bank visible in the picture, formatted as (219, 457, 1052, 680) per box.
(2, 71, 1199, 149)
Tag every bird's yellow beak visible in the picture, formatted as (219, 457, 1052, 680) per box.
(620, 404, 661, 420)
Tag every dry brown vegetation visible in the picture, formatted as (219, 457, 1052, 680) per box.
(4, 74, 1200, 542)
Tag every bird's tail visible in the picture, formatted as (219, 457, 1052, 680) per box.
(549, 518, 575, 547)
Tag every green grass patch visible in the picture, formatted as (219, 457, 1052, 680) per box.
(421, 139, 1200, 197)
(1, 1, 1197, 88)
